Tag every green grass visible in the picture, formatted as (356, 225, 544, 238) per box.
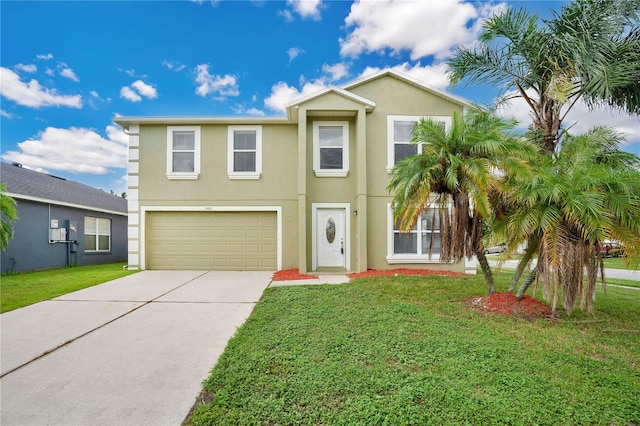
(602, 256, 640, 271)
(187, 274, 640, 425)
(1, 263, 137, 313)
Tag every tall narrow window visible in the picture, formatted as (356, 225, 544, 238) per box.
(387, 115, 451, 171)
(313, 121, 349, 177)
(228, 126, 262, 179)
(167, 126, 201, 179)
(85, 217, 111, 252)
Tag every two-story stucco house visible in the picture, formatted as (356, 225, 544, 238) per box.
(113, 69, 475, 274)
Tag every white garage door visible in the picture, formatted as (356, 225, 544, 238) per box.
(147, 211, 277, 270)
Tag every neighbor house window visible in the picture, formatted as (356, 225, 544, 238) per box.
(313, 121, 349, 177)
(386, 115, 451, 171)
(387, 204, 446, 263)
(85, 217, 111, 252)
(166, 126, 201, 179)
(227, 126, 262, 179)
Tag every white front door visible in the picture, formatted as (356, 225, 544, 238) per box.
(316, 208, 345, 268)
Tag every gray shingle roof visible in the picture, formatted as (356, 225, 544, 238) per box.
(1, 162, 127, 214)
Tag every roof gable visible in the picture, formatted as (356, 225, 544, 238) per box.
(341, 69, 472, 108)
(1, 162, 127, 215)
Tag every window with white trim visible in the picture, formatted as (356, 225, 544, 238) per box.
(227, 126, 262, 179)
(387, 205, 445, 263)
(84, 217, 111, 252)
(386, 115, 451, 171)
(166, 126, 201, 179)
(313, 121, 349, 177)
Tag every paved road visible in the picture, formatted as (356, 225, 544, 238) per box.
(488, 259, 640, 284)
(0, 270, 272, 425)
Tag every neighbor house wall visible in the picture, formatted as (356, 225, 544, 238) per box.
(1, 199, 127, 273)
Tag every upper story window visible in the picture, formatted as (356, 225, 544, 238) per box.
(387, 204, 450, 264)
(85, 217, 111, 252)
(228, 126, 262, 179)
(166, 126, 201, 180)
(313, 121, 349, 177)
(386, 115, 451, 172)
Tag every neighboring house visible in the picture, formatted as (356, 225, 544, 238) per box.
(114, 69, 477, 274)
(1, 162, 127, 273)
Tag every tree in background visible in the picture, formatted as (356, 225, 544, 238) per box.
(388, 107, 535, 295)
(1, 184, 18, 251)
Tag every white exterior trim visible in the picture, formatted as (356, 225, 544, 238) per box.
(386, 115, 452, 172)
(227, 125, 263, 180)
(386, 203, 451, 264)
(5, 192, 127, 216)
(139, 205, 282, 271)
(311, 203, 351, 271)
(166, 126, 201, 180)
(312, 121, 350, 177)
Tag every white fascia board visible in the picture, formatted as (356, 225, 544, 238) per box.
(6, 192, 128, 217)
(341, 68, 474, 108)
(112, 116, 293, 130)
(285, 87, 376, 111)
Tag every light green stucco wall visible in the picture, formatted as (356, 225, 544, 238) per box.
(137, 123, 300, 269)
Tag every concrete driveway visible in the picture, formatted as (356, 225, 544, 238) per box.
(0, 270, 272, 425)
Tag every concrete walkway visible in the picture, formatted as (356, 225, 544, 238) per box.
(0, 270, 272, 425)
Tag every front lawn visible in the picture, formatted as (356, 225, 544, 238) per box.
(187, 274, 640, 425)
(1, 263, 137, 313)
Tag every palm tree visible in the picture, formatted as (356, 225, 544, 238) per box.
(388, 107, 535, 294)
(448, 0, 640, 153)
(1, 184, 18, 251)
(497, 127, 640, 315)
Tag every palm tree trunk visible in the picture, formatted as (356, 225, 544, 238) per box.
(508, 236, 540, 292)
(516, 268, 537, 300)
(476, 248, 495, 294)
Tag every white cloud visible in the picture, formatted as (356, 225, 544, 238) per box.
(246, 107, 265, 116)
(496, 92, 640, 146)
(14, 63, 37, 73)
(1, 125, 128, 174)
(120, 80, 158, 102)
(194, 64, 239, 98)
(59, 66, 79, 82)
(0, 67, 82, 108)
(90, 90, 100, 98)
(287, 47, 305, 63)
(322, 63, 349, 82)
(340, 0, 505, 60)
(357, 62, 451, 90)
(280, 9, 295, 22)
(131, 80, 158, 99)
(264, 79, 327, 114)
(36, 53, 54, 60)
(120, 86, 142, 102)
(286, 0, 322, 21)
(1, 109, 19, 119)
(45, 68, 55, 76)
(162, 60, 186, 72)
(264, 62, 353, 113)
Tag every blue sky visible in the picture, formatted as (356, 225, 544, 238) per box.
(2, 0, 639, 194)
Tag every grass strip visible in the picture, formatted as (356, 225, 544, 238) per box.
(1, 263, 137, 313)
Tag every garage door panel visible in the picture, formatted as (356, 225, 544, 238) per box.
(148, 211, 277, 270)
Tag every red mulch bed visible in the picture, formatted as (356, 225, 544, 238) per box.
(469, 291, 551, 321)
(348, 268, 466, 279)
(272, 268, 318, 281)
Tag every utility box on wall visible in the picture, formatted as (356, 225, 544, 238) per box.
(49, 219, 67, 243)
